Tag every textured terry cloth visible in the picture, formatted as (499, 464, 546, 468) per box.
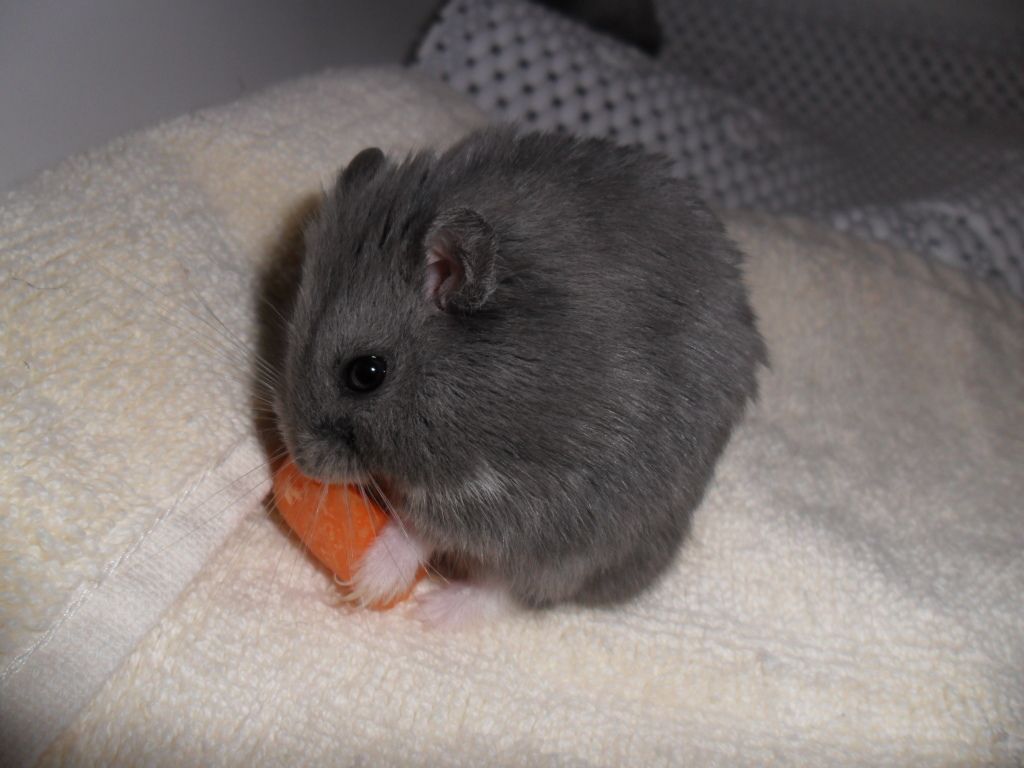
(414, 0, 1024, 300)
(36, 223, 1024, 764)
(1, 66, 1022, 767)
(0, 67, 486, 766)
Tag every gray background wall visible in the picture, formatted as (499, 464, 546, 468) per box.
(1, 0, 1018, 195)
(0, 0, 438, 193)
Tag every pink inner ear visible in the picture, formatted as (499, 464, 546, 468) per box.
(425, 246, 462, 307)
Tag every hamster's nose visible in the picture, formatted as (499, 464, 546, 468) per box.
(317, 418, 356, 452)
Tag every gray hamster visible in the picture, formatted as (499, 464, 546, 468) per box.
(275, 126, 766, 613)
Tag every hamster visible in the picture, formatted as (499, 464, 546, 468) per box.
(275, 126, 766, 617)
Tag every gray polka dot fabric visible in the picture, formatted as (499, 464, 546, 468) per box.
(414, 0, 1024, 299)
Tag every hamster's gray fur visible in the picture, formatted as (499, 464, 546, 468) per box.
(277, 126, 766, 608)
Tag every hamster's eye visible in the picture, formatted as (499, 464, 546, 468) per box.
(344, 355, 388, 393)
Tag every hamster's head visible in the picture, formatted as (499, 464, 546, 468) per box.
(276, 146, 506, 496)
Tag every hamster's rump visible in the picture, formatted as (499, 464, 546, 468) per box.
(277, 126, 766, 607)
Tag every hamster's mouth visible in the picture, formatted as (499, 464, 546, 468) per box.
(285, 437, 406, 515)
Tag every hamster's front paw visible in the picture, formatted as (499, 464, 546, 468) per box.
(414, 581, 513, 629)
(349, 523, 429, 608)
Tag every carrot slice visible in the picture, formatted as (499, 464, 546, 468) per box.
(272, 457, 420, 607)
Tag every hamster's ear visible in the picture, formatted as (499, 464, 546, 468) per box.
(424, 208, 497, 313)
(340, 147, 385, 190)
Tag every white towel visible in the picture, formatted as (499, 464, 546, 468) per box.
(1, 68, 1022, 767)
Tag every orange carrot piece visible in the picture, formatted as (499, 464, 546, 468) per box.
(272, 457, 420, 606)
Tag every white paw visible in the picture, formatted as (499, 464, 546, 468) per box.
(414, 581, 513, 629)
(348, 523, 430, 608)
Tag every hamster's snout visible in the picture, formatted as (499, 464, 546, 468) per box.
(317, 417, 357, 453)
(281, 415, 366, 485)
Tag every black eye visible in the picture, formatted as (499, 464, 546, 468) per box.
(344, 355, 388, 393)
